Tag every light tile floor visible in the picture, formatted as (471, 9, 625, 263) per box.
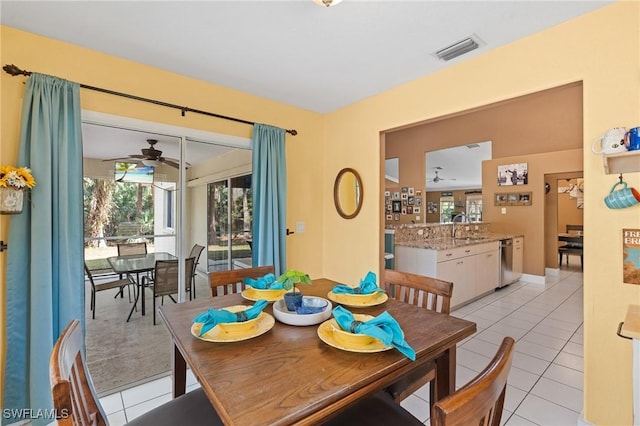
(99, 266, 584, 425)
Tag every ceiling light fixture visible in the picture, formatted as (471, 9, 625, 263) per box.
(312, 0, 343, 7)
(434, 36, 481, 61)
(141, 159, 162, 167)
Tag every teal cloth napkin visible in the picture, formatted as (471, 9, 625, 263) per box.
(243, 273, 283, 290)
(332, 305, 416, 360)
(332, 271, 384, 295)
(193, 300, 269, 336)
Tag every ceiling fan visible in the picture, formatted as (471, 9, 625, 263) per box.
(104, 139, 184, 168)
(431, 170, 456, 183)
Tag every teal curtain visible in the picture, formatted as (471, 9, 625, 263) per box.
(3, 74, 84, 425)
(251, 124, 286, 276)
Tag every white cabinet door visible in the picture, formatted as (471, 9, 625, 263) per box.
(512, 237, 523, 281)
(475, 250, 500, 295)
(438, 256, 475, 308)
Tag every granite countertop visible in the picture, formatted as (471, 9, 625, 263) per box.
(396, 233, 523, 250)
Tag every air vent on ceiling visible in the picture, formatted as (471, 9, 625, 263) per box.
(466, 143, 480, 149)
(434, 36, 481, 61)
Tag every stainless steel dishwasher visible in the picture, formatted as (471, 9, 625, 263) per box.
(498, 238, 514, 288)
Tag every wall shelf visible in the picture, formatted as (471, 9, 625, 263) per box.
(603, 151, 640, 174)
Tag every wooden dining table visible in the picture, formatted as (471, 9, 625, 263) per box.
(158, 278, 476, 425)
(107, 252, 176, 320)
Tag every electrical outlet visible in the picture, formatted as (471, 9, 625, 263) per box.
(295, 221, 305, 233)
(501, 207, 507, 214)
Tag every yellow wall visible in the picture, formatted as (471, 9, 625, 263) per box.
(2, 2, 640, 423)
(322, 3, 639, 424)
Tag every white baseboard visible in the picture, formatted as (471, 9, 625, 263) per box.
(578, 411, 594, 426)
(545, 267, 560, 277)
(520, 273, 546, 284)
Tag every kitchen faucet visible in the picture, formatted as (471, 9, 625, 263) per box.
(451, 212, 468, 238)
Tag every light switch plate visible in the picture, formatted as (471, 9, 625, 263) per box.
(295, 221, 305, 233)
(501, 207, 507, 214)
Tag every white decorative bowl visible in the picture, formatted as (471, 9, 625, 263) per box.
(273, 296, 332, 326)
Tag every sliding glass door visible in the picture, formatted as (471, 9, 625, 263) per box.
(207, 174, 252, 271)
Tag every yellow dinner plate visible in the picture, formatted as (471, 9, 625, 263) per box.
(191, 311, 275, 343)
(326, 291, 388, 308)
(241, 287, 286, 302)
(317, 317, 392, 353)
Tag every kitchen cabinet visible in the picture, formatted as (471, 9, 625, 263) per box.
(395, 240, 500, 309)
(475, 246, 500, 296)
(512, 237, 523, 282)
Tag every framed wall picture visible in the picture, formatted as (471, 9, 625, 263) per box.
(392, 200, 402, 212)
(394, 214, 400, 221)
(386, 214, 393, 221)
(497, 162, 528, 186)
(622, 229, 640, 285)
(495, 192, 531, 206)
(413, 206, 421, 214)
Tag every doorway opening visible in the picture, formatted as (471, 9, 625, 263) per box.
(81, 112, 251, 395)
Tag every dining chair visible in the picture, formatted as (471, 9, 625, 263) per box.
(325, 337, 515, 426)
(558, 224, 584, 269)
(187, 243, 205, 300)
(117, 242, 148, 256)
(381, 269, 453, 411)
(84, 263, 135, 320)
(208, 265, 275, 297)
(143, 257, 195, 324)
(50, 319, 222, 426)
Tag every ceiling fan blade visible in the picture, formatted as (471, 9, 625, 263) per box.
(102, 156, 142, 163)
(161, 158, 180, 168)
(128, 154, 146, 159)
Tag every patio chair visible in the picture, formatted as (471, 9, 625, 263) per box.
(325, 337, 514, 426)
(382, 269, 453, 414)
(117, 242, 147, 256)
(50, 319, 222, 426)
(84, 263, 135, 320)
(117, 241, 148, 291)
(187, 244, 205, 300)
(143, 257, 195, 325)
(208, 265, 275, 297)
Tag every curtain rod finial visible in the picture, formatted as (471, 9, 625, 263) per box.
(3, 64, 30, 76)
(287, 129, 298, 136)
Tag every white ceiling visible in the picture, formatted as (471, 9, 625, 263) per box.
(1, 0, 611, 114)
(1, 1, 611, 170)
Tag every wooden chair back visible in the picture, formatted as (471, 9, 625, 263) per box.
(383, 269, 453, 314)
(209, 265, 275, 297)
(50, 319, 107, 426)
(431, 337, 515, 426)
(382, 269, 454, 407)
(153, 258, 195, 298)
(117, 242, 147, 256)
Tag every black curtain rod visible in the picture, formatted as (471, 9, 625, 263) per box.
(2, 64, 298, 136)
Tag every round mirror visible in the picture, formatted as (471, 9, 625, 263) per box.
(334, 168, 363, 219)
